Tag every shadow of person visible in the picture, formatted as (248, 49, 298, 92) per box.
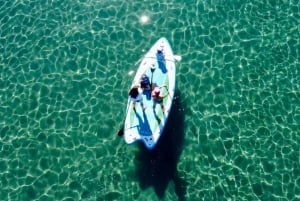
(135, 109, 152, 136)
(134, 90, 187, 201)
(157, 52, 167, 73)
(143, 89, 151, 100)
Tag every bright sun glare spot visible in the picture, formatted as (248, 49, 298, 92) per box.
(140, 15, 149, 24)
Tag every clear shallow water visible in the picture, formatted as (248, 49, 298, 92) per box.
(0, 0, 299, 200)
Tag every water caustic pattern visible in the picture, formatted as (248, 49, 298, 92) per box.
(0, 0, 299, 200)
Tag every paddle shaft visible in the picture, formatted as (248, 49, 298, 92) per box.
(143, 56, 175, 63)
(163, 86, 172, 99)
(135, 55, 181, 66)
(118, 101, 130, 136)
(150, 66, 156, 89)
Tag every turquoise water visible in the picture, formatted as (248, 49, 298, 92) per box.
(0, 0, 299, 200)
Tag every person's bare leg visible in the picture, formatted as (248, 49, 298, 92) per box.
(133, 102, 136, 111)
(161, 103, 165, 113)
(141, 102, 146, 110)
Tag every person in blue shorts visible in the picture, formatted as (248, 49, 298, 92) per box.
(140, 74, 151, 90)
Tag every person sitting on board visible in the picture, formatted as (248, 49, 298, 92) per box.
(140, 74, 151, 90)
(129, 85, 145, 110)
(151, 86, 168, 112)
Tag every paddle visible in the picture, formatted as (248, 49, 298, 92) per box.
(163, 85, 172, 99)
(150, 64, 156, 89)
(117, 127, 124, 136)
(135, 55, 182, 66)
(117, 103, 129, 136)
(173, 55, 182, 62)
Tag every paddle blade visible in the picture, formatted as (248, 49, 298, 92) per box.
(118, 128, 124, 136)
(174, 55, 182, 61)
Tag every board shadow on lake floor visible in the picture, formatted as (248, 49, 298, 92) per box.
(134, 90, 187, 201)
